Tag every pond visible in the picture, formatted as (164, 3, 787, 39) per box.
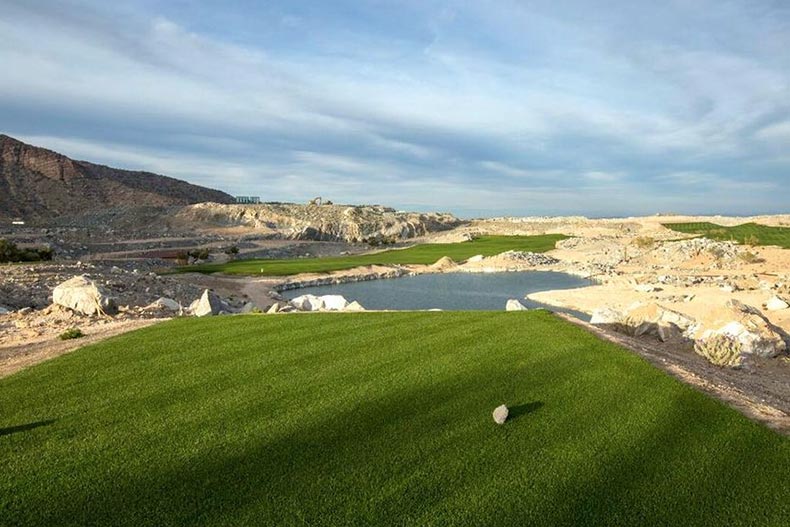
(282, 271, 593, 320)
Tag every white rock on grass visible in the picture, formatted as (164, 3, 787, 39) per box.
(765, 296, 789, 311)
(344, 301, 366, 312)
(506, 299, 528, 311)
(493, 404, 509, 425)
(290, 294, 325, 312)
(190, 289, 222, 317)
(290, 294, 351, 312)
(52, 275, 117, 316)
(320, 295, 350, 311)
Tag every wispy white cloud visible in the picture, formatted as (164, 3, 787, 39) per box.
(1, 0, 789, 216)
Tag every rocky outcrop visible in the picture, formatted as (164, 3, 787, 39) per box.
(52, 275, 117, 316)
(174, 202, 460, 243)
(590, 303, 694, 342)
(693, 300, 787, 361)
(0, 134, 233, 222)
(765, 296, 789, 311)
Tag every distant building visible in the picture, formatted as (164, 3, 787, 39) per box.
(235, 196, 261, 204)
(11, 218, 25, 225)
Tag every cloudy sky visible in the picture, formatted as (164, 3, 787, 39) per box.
(1, 0, 789, 217)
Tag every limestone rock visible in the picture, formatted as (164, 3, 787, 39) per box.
(430, 256, 457, 271)
(267, 303, 282, 314)
(290, 294, 325, 312)
(190, 289, 222, 317)
(345, 301, 366, 312)
(695, 299, 787, 360)
(493, 404, 509, 425)
(320, 295, 350, 311)
(466, 254, 485, 263)
(506, 299, 528, 311)
(765, 296, 789, 311)
(590, 307, 624, 326)
(52, 275, 117, 316)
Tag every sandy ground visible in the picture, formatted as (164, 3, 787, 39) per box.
(0, 318, 166, 378)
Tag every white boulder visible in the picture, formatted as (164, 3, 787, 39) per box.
(505, 299, 529, 311)
(290, 294, 325, 312)
(590, 307, 624, 326)
(344, 301, 366, 312)
(320, 295, 350, 311)
(190, 289, 222, 317)
(466, 254, 485, 263)
(765, 296, 789, 311)
(52, 275, 117, 316)
(492, 405, 509, 425)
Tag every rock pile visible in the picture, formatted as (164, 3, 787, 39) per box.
(288, 294, 365, 312)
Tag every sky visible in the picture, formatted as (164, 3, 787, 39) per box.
(1, 0, 789, 218)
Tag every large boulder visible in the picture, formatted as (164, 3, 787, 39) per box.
(290, 294, 352, 312)
(321, 295, 350, 311)
(506, 299, 528, 311)
(694, 300, 786, 361)
(52, 275, 117, 316)
(190, 289, 222, 317)
(290, 294, 325, 312)
(590, 303, 695, 342)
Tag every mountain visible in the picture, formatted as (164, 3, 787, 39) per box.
(0, 134, 234, 221)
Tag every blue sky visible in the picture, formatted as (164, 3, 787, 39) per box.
(1, 0, 789, 217)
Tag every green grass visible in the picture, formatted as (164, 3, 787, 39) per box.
(663, 221, 790, 248)
(1, 312, 788, 526)
(180, 234, 567, 276)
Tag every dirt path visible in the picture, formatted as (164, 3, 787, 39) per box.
(557, 313, 790, 435)
(0, 318, 167, 378)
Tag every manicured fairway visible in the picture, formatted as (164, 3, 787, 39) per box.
(1, 312, 789, 526)
(663, 221, 790, 248)
(182, 234, 567, 275)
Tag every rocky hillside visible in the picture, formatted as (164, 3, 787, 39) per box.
(0, 134, 233, 221)
(175, 202, 462, 242)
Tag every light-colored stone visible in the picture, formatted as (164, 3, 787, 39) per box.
(506, 299, 528, 311)
(344, 301, 366, 312)
(590, 307, 624, 326)
(146, 297, 180, 311)
(695, 299, 787, 359)
(320, 295, 350, 311)
(190, 289, 222, 317)
(493, 404, 509, 425)
(466, 254, 485, 263)
(52, 275, 117, 316)
(765, 296, 789, 311)
(290, 294, 325, 312)
(267, 303, 281, 314)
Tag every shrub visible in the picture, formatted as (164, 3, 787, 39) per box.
(0, 239, 54, 263)
(225, 246, 240, 256)
(633, 236, 655, 249)
(743, 234, 760, 246)
(738, 251, 762, 264)
(694, 335, 743, 367)
(188, 248, 211, 260)
(59, 328, 84, 341)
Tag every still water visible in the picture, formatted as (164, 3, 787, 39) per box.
(283, 271, 592, 319)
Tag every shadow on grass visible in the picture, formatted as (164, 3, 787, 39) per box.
(508, 401, 544, 421)
(0, 419, 56, 437)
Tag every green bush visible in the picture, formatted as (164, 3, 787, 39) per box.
(633, 236, 655, 249)
(58, 328, 84, 341)
(0, 239, 54, 263)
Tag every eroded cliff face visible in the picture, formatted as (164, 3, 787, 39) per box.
(175, 202, 462, 242)
(0, 134, 234, 221)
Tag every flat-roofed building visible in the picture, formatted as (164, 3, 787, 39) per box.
(235, 196, 261, 204)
